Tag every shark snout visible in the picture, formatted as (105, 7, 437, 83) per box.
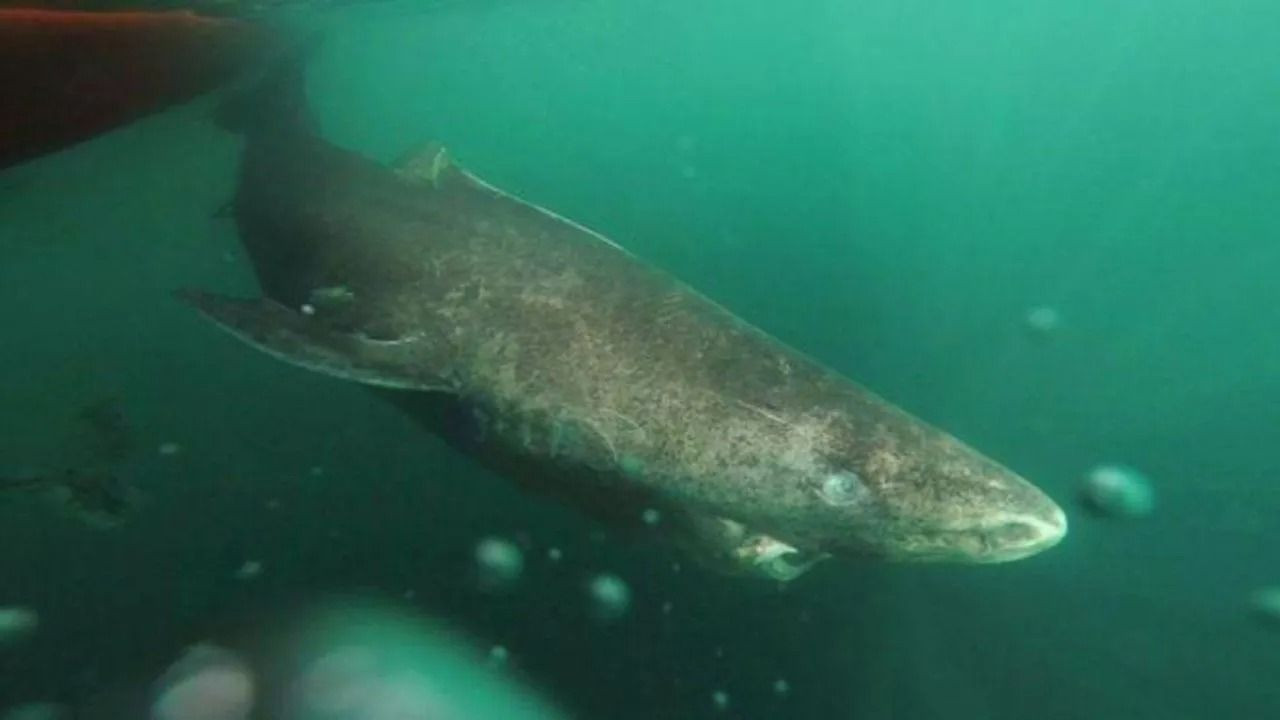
(974, 503, 1068, 563)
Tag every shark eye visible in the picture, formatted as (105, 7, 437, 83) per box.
(818, 470, 866, 507)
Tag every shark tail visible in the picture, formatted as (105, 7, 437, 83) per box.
(215, 34, 320, 136)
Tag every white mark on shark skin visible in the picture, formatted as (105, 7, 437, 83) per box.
(734, 399, 789, 426)
(579, 416, 619, 463)
(308, 285, 356, 305)
(459, 169, 634, 256)
(353, 331, 422, 347)
(601, 408, 646, 441)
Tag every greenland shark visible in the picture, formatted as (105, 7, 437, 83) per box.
(183, 58, 1066, 581)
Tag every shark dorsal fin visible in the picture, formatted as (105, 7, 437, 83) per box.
(392, 141, 461, 188)
(393, 140, 634, 256)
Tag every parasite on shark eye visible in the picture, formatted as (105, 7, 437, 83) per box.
(818, 471, 866, 507)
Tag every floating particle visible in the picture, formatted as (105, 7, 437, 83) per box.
(264, 499, 281, 511)
(1249, 586, 1280, 628)
(308, 466, 325, 478)
(586, 573, 631, 624)
(151, 645, 254, 720)
(1, 703, 67, 720)
(641, 508, 661, 526)
(0, 607, 38, 644)
(290, 645, 380, 716)
(1024, 305, 1062, 335)
(300, 304, 316, 316)
(772, 678, 791, 697)
(713, 646, 724, 660)
(474, 536, 524, 591)
(819, 471, 865, 507)
(546, 547, 563, 563)
(670, 562, 681, 574)
(487, 645, 509, 667)
(1080, 464, 1154, 518)
(619, 455, 644, 477)
(680, 164, 698, 180)
(350, 669, 454, 720)
(234, 560, 263, 581)
(661, 601, 673, 615)
(158, 442, 183, 457)
(279, 603, 567, 720)
(711, 690, 730, 712)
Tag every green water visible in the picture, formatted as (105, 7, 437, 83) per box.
(2, 0, 1278, 717)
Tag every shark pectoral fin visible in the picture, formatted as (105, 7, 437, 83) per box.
(672, 511, 829, 583)
(177, 290, 454, 392)
(392, 140, 633, 258)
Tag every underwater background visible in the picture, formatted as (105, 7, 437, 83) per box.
(2, 0, 1278, 717)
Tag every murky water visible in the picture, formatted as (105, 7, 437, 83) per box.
(2, 1, 1278, 718)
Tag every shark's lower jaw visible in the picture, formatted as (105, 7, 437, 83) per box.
(971, 505, 1069, 563)
(881, 504, 1070, 564)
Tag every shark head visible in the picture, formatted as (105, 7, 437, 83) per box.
(708, 387, 1067, 571)
(788, 403, 1068, 564)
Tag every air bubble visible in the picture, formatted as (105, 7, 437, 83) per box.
(619, 455, 644, 477)
(234, 560, 263, 581)
(1080, 464, 1154, 518)
(1249, 586, 1280, 628)
(151, 645, 254, 720)
(586, 573, 631, 624)
(1024, 305, 1062, 335)
(0, 607, 38, 644)
(474, 537, 524, 591)
(2, 703, 67, 720)
(488, 645, 509, 667)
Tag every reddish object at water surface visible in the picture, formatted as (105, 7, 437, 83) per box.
(0, 8, 274, 169)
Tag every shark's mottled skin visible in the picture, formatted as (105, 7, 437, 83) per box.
(184, 62, 1066, 580)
